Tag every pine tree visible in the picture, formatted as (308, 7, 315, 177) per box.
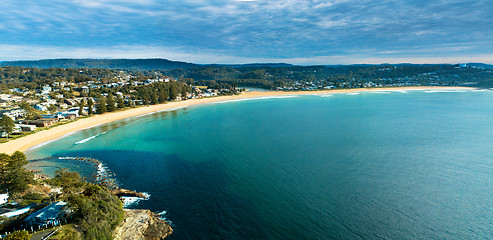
(96, 96, 107, 114)
(151, 93, 158, 105)
(107, 94, 116, 112)
(158, 89, 168, 103)
(117, 96, 125, 109)
(78, 99, 85, 116)
(169, 85, 178, 101)
(0, 115, 15, 138)
(87, 98, 94, 115)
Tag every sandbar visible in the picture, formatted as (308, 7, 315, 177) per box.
(0, 86, 475, 154)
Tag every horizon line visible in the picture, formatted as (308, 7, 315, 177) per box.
(1, 57, 491, 67)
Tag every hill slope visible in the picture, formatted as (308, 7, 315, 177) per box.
(0, 58, 199, 70)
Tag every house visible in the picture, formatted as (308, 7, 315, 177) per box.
(58, 111, 78, 120)
(0, 108, 26, 120)
(64, 99, 77, 106)
(24, 201, 68, 227)
(41, 85, 52, 95)
(0, 193, 8, 205)
(16, 124, 37, 132)
(42, 113, 63, 120)
(35, 104, 48, 111)
(19, 119, 55, 128)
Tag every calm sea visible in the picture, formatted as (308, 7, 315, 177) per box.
(26, 89, 493, 239)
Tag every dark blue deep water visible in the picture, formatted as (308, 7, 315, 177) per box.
(27, 90, 493, 239)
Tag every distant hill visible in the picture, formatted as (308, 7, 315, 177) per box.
(0, 58, 300, 70)
(0, 58, 200, 70)
(215, 63, 295, 68)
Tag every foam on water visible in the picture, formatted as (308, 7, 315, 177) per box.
(425, 90, 466, 93)
(369, 91, 391, 94)
(74, 131, 107, 145)
(213, 95, 297, 104)
(122, 192, 151, 208)
(156, 210, 172, 222)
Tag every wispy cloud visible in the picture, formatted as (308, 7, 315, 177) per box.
(1, 0, 492, 63)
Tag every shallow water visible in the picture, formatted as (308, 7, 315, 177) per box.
(27, 90, 493, 239)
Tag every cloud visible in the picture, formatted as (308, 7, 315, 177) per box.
(0, 0, 492, 64)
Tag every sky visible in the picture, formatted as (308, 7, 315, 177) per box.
(1, 0, 493, 65)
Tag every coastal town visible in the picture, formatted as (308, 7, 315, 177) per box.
(0, 67, 239, 141)
(0, 62, 491, 239)
(2, 63, 492, 141)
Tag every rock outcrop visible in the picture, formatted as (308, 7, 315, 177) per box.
(111, 188, 148, 199)
(114, 209, 173, 240)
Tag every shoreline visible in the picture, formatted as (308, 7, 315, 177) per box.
(0, 86, 474, 154)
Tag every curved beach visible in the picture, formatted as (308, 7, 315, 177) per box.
(0, 86, 473, 154)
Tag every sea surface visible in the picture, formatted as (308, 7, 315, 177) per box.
(26, 89, 493, 239)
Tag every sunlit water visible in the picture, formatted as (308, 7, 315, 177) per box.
(27, 89, 493, 239)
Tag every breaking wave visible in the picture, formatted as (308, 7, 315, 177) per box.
(74, 132, 107, 145)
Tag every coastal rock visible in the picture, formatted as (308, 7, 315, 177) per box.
(111, 188, 148, 199)
(114, 209, 173, 240)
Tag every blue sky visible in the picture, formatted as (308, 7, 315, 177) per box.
(1, 0, 492, 64)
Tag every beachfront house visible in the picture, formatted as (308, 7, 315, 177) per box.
(24, 201, 68, 227)
(19, 119, 55, 127)
(15, 124, 37, 132)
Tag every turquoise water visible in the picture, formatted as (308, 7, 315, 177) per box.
(27, 89, 493, 239)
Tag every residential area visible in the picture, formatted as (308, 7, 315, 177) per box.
(0, 67, 238, 141)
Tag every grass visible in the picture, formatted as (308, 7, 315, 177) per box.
(47, 224, 80, 240)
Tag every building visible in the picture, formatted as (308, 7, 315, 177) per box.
(19, 119, 55, 127)
(15, 124, 37, 132)
(24, 201, 68, 227)
(0, 206, 31, 218)
(0, 108, 26, 120)
(0, 193, 8, 205)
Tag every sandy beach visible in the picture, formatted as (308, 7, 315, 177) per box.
(0, 86, 473, 154)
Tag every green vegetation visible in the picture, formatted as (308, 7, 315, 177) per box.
(87, 98, 94, 115)
(49, 169, 124, 240)
(96, 96, 107, 114)
(0, 151, 34, 196)
(0, 115, 15, 138)
(19, 102, 41, 120)
(0, 152, 124, 239)
(3, 230, 30, 240)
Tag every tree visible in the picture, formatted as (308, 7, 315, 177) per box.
(0, 152, 33, 195)
(181, 87, 187, 99)
(158, 89, 168, 103)
(50, 169, 85, 194)
(87, 98, 94, 115)
(150, 92, 158, 105)
(117, 96, 125, 109)
(96, 96, 107, 114)
(106, 94, 116, 112)
(0, 115, 15, 138)
(19, 101, 41, 120)
(169, 85, 178, 101)
(78, 99, 85, 116)
(48, 104, 58, 113)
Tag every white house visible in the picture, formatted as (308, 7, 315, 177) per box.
(0, 193, 8, 205)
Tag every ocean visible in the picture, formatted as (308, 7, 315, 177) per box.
(26, 89, 493, 239)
